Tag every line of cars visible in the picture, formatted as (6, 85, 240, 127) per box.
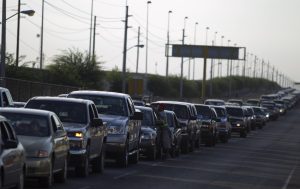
(0, 87, 299, 188)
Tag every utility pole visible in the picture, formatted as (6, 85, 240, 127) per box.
(136, 26, 141, 73)
(0, 0, 6, 86)
(261, 59, 264, 79)
(188, 58, 191, 80)
(243, 53, 247, 77)
(40, 0, 45, 69)
(210, 40, 214, 97)
(179, 28, 185, 98)
(88, 0, 94, 61)
(166, 10, 172, 77)
(16, 0, 21, 66)
(272, 66, 274, 82)
(253, 56, 257, 78)
(92, 16, 96, 61)
(122, 6, 129, 93)
(267, 61, 270, 80)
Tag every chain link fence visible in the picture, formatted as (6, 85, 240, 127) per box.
(2, 77, 80, 102)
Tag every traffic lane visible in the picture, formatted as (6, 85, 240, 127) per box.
(26, 105, 300, 189)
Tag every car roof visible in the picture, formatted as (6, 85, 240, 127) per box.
(152, 101, 190, 106)
(204, 99, 225, 102)
(69, 90, 129, 98)
(0, 107, 53, 117)
(29, 96, 93, 104)
(135, 106, 153, 111)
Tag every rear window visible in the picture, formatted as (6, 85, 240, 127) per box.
(26, 100, 87, 124)
(153, 104, 189, 120)
(214, 108, 226, 117)
(68, 94, 127, 116)
(195, 105, 211, 119)
(226, 107, 244, 117)
(0, 112, 49, 137)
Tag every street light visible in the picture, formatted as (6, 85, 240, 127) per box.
(145, 1, 151, 75)
(16, 7, 35, 67)
(166, 10, 172, 77)
(179, 16, 188, 98)
(205, 27, 209, 45)
(192, 22, 198, 80)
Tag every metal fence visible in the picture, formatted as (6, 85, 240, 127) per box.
(2, 77, 80, 102)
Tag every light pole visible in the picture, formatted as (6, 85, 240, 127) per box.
(179, 16, 188, 98)
(145, 1, 151, 75)
(166, 10, 172, 77)
(227, 40, 230, 77)
(205, 27, 209, 45)
(192, 22, 198, 80)
(0, 0, 6, 86)
(218, 35, 224, 77)
(40, 0, 45, 69)
(16, 5, 35, 67)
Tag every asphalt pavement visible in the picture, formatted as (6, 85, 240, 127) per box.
(26, 104, 300, 189)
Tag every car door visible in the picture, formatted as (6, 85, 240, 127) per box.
(51, 114, 68, 170)
(127, 98, 139, 150)
(88, 104, 102, 157)
(0, 121, 23, 186)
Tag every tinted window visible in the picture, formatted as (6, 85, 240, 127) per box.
(163, 104, 189, 120)
(139, 109, 154, 126)
(26, 100, 87, 124)
(69, 94, 127, 116)
(226, 107, 244, 117)
(214, 108, 226, 117)
(166, 113, 175, 127)
(195, 105, 211, 119)
(1, 112, 50, 137)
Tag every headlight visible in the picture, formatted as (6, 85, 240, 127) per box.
(108, 126, 125, 134)
(266, 114, 270, 118)
(68, 132, 84, 138)
(141, 133, 152, 140)
(236, 123, 241, 127)
(36, 150, 49, 158)
(280, 109, 284, 113)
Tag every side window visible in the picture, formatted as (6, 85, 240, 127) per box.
(88, 105, 95, 120)
(2, 92, 9, 107)
(211, 109, 217, 119)
(91, 104, 99, 118)
(1, 122, 9, 141)
(3, 122, 17, 140)
(52, 115, 63, 131)
(127, 98, 134, 116)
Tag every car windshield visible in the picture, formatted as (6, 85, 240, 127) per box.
(214, 108, 226, 117)
(226, 107, 244, 117)
(0, 112, 49, 137)
(205, 101, 225, 106)
(69, 94, 127, 116)
(253, 108, 265, 115)
(195, 106, 211, 119)
(26, 100, 87, 124)
(139, 109, 154, 126)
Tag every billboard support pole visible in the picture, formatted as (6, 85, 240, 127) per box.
(202, 57, 207, 99)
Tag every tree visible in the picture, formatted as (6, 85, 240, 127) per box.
(47, 48, 104, 89)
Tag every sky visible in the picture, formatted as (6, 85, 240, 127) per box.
(2, 0, 300, 83)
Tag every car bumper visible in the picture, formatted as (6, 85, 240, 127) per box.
(25, 157, 51, 178)
(105, 134, 127, 158)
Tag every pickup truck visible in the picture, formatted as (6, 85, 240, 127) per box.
(25, 97, 107, 177)
(68, 91, 143, 168)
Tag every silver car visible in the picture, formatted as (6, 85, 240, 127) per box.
(0, 108, 69, 188)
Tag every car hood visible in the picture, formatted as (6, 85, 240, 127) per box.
(18, 135, 52, 157)
(99, 114, 128, 127)
(141, 126, 156, 134)
(62, 122, 88, 132)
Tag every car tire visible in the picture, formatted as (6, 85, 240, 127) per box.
(148, 145, 157, 161)
(15, 169, 24, 189)
(157, 145, 164, 160)
(92, 145, 105, 173)
(76, 147, 90, 177)
(220, 135, 228, 143)
(130, 145, 139, 164)
(181, 139, 189, 154)
(189, 139, 195, 152)
(54, 158, 67, 183)
(39, 161, 53, 188)
(117, 142, 128, 168)
(240, 131, 247, 138)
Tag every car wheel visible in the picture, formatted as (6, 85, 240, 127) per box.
(148, 145, 157, 161)
(240, 131, 247, 138)
(189, 139, 195, 152)
(181, 139, 189, 154)
(117, 142, 128, 168)
(92, 144, 105, 173)
(54, 157, 67, 183)
(130, 145, 139, 164)
(76, 147, 90, 177)
(39, 160, 53, 187)
(157, 144, 164, 160)
(15, 169, 24, 189)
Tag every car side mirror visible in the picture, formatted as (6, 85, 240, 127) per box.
(131, 111, 143, 121)
(92, 118, 103, 127)
(3, 140, 18, 149)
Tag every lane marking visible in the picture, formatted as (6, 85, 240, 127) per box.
(282, 164, 297, 189)
(113, 170, 138, 180)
